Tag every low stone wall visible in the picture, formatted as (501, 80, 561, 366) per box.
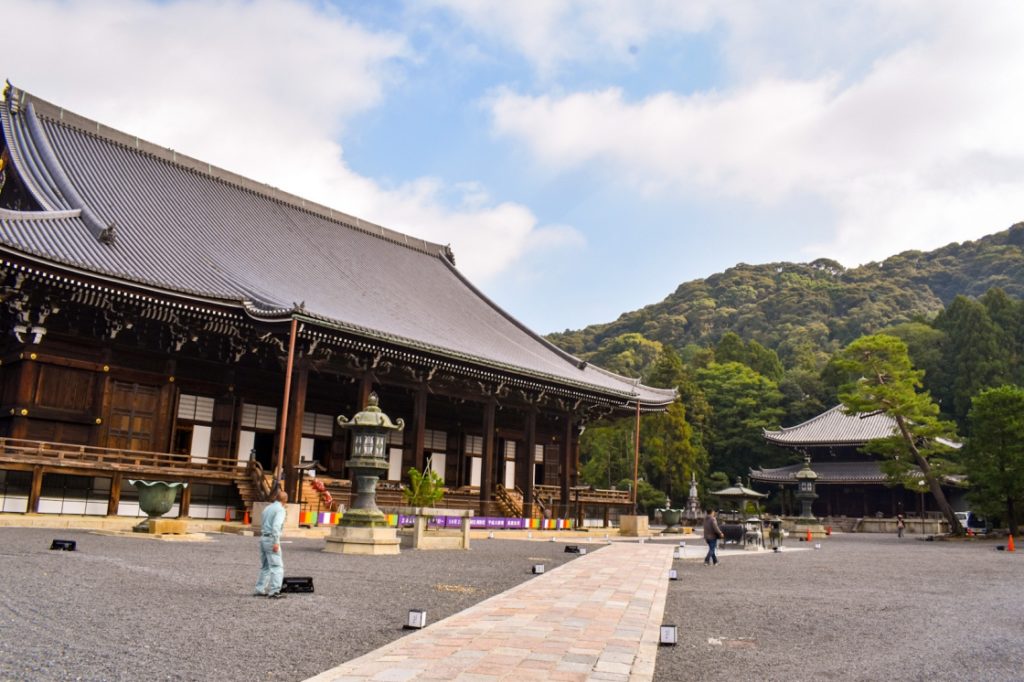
(858, 517, 947, 534)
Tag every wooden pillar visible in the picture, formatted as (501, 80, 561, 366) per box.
(520, 407, 537, 516)
(572, 430, 581, 488)
(107, 472, 123, 516)
(28, 465, 43, 513)
(412, 383, 427, 473)
(284, 360, 309, 501)
(177, 482, 191, 518)
(357, 372, 375, 410)
(480, 398, 496, 512)
(11, 356, 40, 439)
(560, 415, 573, 517)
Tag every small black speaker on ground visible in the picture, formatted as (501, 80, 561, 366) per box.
(50, 539, 76, 551)
(564, 545, 580, 554)
(281, 576, 314, 593)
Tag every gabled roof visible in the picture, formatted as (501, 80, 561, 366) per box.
(0, 83, 676, 407)
(750, 461, 889, 484)
(762, 405, 897, 446)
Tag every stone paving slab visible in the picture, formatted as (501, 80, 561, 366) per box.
(304, 542, 674, 682)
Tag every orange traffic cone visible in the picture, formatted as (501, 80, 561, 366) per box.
(243, 510, 250, 525)
(806, 528, 812, 542)
(1009, 535, 1016, 552)
(224, 508, 232, 522)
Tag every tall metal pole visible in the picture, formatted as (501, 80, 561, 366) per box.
(633, 400, 640, 515)
(273, 317, 299, 482)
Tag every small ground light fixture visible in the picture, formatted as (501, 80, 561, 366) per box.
(527, 531, 532, 539)
(550, 536, 556, 542)
(660, 624, 678, 646)
(532, 564, 545, 574)
(668, 569, 678, 580)
(814, 542, 822, 550)
(488, 531, 494, 539)
(679, 540, 686, 547)
(405, 609, 427, 629)
(673, 547, 682, 559)
(578, 547, 587, 555)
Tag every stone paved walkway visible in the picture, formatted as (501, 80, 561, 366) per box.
(304, 542, 674, 682)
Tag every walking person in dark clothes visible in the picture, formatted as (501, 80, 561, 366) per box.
(703, 508, 724, 565)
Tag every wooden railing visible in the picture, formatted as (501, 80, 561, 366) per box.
(494, 484, 522, 517)
(246, 460, 273, 501)
(0, 437, 245, 480)
(535, 484, 631, 505)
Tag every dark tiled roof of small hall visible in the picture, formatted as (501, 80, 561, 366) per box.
(0, 84, 675, 406)
(750, 460, 889, 484)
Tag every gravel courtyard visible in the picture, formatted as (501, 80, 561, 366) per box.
(0, 528, 1021, 681)
(0, 528, 582, 681)
(655, 533, 1023, 681)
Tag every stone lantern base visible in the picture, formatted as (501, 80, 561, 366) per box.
(792, 520, 827, 540)
(324, 525, 400, 555)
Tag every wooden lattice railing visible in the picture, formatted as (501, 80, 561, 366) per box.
(495, 484, 522, 517)
(0, 437, 245, 480)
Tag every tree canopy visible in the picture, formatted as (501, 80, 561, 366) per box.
(965, 386, 1024, 534)
(834, 335, 962, 533)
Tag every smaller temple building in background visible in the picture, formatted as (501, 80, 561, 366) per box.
(752, 405, 963, 519)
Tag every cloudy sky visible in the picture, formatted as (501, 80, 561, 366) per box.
(4, 1, 1024, 333)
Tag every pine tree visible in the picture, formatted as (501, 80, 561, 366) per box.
(835, 334, 963, 534)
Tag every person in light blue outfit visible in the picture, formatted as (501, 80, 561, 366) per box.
(254, 489, 288, 599)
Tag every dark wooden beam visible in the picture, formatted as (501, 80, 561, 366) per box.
(28, 464, 43, 513)
(178, 481, 191, 518)
(480, 398, 496, 507)
(520, 406, 537, 516)
(561, 415, 573, 516)
(284, 360, 309, 500)
(412, 383, 427, 473)
(107, 471, 122, 516)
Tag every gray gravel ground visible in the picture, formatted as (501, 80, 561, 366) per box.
(654, 533, 1024, 682)
(0, 528, 584, 681)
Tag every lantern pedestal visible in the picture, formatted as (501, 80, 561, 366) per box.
(793, 522, 827, 540)
(324, 524, 400, 555)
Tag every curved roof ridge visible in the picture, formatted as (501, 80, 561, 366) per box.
(437, 256, 676, 404)
(0, 207, 82, 221)
(763, 404, 845, 435)
(5, 84, 450, 260)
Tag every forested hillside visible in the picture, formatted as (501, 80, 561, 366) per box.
(553, 223, 1024, 517)
(550, 223, 1024, 370)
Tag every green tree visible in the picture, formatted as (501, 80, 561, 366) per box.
(965, 386, 1024, 534)
(579, 423, 633, 489)
(696, 361, 785, 479)
(640, 401, 705, 501)
(933, 296, 1011, 429)
(403, 466, 445, 507)
(587, 333, 663, 378)
(835, 334, 963, 534)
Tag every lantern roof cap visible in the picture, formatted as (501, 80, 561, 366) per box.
(795, 457, 818, 480)
(336, 392, 405, 431)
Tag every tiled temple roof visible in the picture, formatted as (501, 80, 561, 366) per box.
(763, 405, 897, 446)
(750, 460, 889, 484)
(0, 84, 675, 407)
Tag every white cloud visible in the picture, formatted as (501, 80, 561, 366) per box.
(486, 2, 1024, 266)
(2, 0, 570, 283)
(427, 0, 713, 76)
